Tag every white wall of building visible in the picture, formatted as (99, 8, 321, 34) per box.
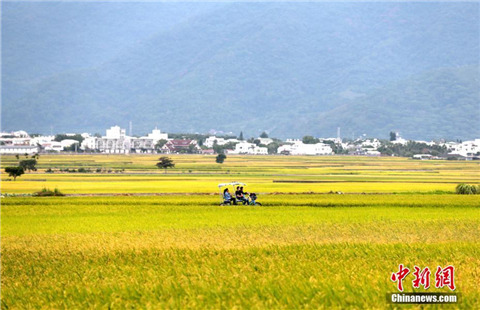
(448, 139, 480, 157)
(278, 141, 333, 155)
(30, 136, 55, 146)
(105, 126, 126, 139)
(81, 137, 97, 150)
(146, 128, 168, 143)
(231, 142, 267, 155)
(0, 145, 39, 155)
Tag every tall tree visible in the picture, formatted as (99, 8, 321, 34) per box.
(156, 156, 175, 174)
(155, 139, 168, 153)
(5, 167, 24, 181)
(216, 153, 226, 164)
(390, 131, 397, 141)
(302, 136, 319, 144)
(239, 131, 244, 141)
(19, 159, 37, 172)
(260, 131, 268, 138)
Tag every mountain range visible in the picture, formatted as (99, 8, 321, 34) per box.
(2, 2, 479, 140)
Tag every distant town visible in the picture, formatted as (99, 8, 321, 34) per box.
(0, 125, 479, 160)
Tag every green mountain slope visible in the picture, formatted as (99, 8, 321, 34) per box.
(2, 2, 479, 139)
(312, 66, 480, 140)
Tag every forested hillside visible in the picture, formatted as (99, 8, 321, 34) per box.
(2, 2, 478, 139)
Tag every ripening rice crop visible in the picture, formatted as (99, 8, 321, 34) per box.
(1, 154, 479, 195)
(1, 195, 480, 308)
(1, 155, 479, 308)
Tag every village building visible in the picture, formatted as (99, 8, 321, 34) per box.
(230, 142, 268, 155)
(413, 154, 434, 160)
(0, 130, 31, 146)
(360, 139, 381, 150)
(257, 137, 274, 145)
(95, 126, 131, 154)
(204, 136, 239, 148)
(447, 139, 480, 158)
(30, 135, 55, 146)
(42, 141, 64, 152)
(60, 139, 80, 149)
(81, 137, 97, 151)
(0, 145, 39, 155)
(145, 128, 168, 144)
(277, 141, 333, 155)
(91, 126, 168, 154)
(162, 139, 200, 154)
(200, 149, 215, 155)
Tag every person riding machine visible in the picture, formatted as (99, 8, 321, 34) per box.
(218, 182, 262, 206)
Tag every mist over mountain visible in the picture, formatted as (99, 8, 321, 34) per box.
(2, 2, 479, 140)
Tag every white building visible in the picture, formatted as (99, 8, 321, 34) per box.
(204, 136, 239, 148)
(0, 145, 39, 155)
(361, 139, 381, 150)
(60, 139, 80, 149)
(90, 126, 168, 153)
(30, 135, 55, 146)
(448, 139, 480, 157)
(129, 128, 168, 153)
(106, 126, 126, 139)
(96, 126, 130, 154)
(81, 137, 97, 151)
(42, 141, 63, 152)
(278, 141, 333, 155)
(258, 138, 274, 145)
(231, 142, 268, 155)
(145, 128, 168, 144)
(204, 136, 226, 148)
(391, 137, 408, 145)
(0, 130, 31, 146)
(413, 154, 433, 160)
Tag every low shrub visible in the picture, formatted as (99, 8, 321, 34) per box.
(34, 187, 65, 197)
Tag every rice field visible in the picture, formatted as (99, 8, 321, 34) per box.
(1, 155, 479, 308)
(1, 154, 479, 194)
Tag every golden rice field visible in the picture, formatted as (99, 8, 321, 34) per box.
(1, 154, 479, 194)
(1, 155, 479, 308)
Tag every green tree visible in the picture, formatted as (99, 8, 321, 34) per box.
(54, 134, 84, 144)
(19, 159, 37, 171)
(267, 142, 281, 154)
(155, 139, 168, 152)
(302, 136, 319, 144)
(213, 142, 238, 154)
(156, 156, 175, 174)
(5, 167, 24, 181)
(260, 131, 268, 138)
(389, 131, 397, 141)
(216, 153, 227, 164)
(239, 131, 244, 141)
(187, 144, 197, 154)
(323, 140, 346, 154)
